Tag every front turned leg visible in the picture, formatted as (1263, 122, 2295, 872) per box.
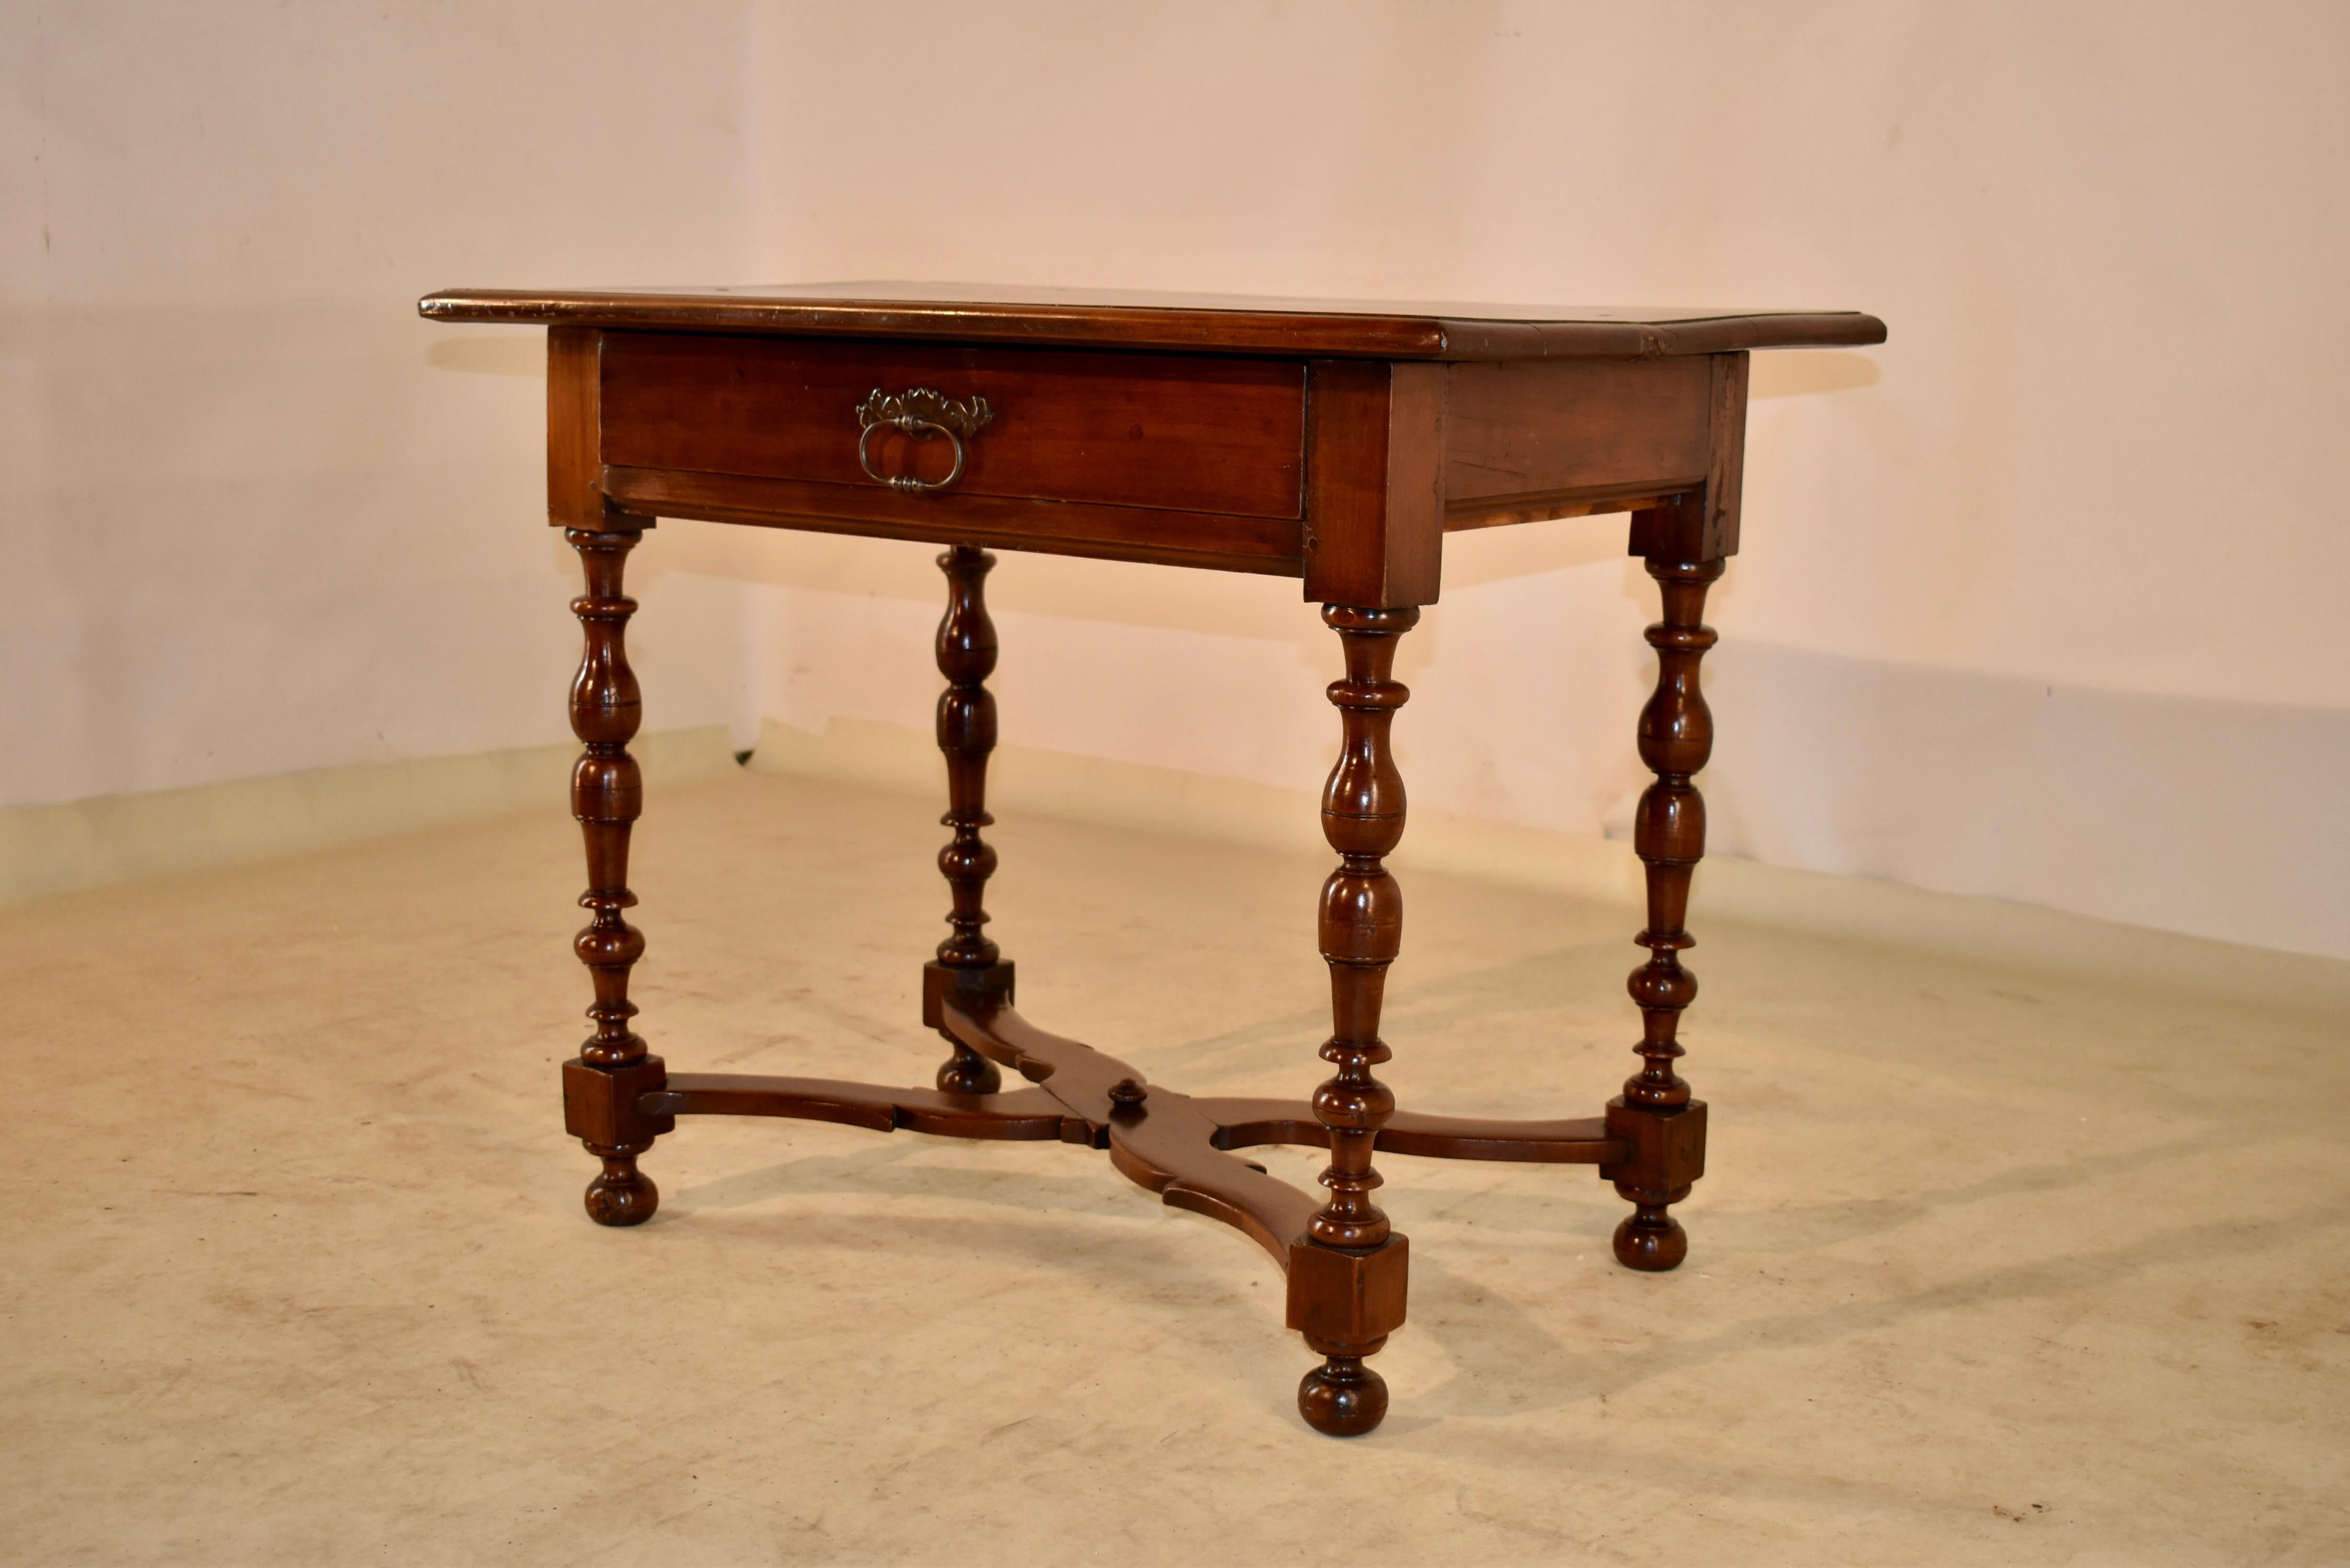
(925, 546, 1011, 1093)
(1603, 557, 1724, 1270)
(560, 527, 673, 1225)
(1291, 605, 1417, 1436)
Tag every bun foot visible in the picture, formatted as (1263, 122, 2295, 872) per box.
(1298, 1352, 1389, 1436)
(934, 1042, 1003, 1097)
(1612, 1204, 1686, 1271)
(583, 1142, 658, 1226)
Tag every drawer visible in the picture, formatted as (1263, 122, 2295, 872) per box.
(600, 332, 1306, 521)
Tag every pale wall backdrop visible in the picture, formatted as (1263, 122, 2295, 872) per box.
(6, 1, 2347, 958)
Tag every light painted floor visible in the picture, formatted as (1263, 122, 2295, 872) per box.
(5, 769, 2345, 1565)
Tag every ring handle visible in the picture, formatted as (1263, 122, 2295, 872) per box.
(855, 387, 993, 494)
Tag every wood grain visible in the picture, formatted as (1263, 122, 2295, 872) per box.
(561, 525, 662, 1226)
(1194, 1099, 1625, 1165)
(1301, 361, 1445, 606)
(930, 546, 1008, 1096)
(1443, 356, 1712, 515)
(645, 1075, 1072, 1140)
(424, 284, 1887, 361)
(1605, 556, 1725, 1272)
(443, 280, 1884, 1437)
(600, 332, 1305, 519)
(1292, 602, 1420, 1432)
(600, 465, 1305, 575)
(1624, 353, 1751, 560)
(546, 327, 606, 529)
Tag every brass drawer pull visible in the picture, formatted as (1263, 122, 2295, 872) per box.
(855, 387, 993, 494)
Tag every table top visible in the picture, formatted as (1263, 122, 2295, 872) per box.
(417, 282, 1885, 361)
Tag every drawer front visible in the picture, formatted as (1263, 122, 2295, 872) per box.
(600, 333, 1306, 520)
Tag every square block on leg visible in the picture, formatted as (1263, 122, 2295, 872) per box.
(920, 959, 1017, 1031)
(562, 1055, 674, 1147)
(1285, 1233, 1409, 1345)
(1599, 1097, 1707, 1200)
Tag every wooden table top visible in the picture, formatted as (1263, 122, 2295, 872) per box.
(417, 282, 1886, 361)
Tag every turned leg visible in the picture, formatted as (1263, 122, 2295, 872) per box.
(927, 545, 1010, 1093)
(1604, 557, 1723, 1270)
(1291, 604, 1418, 1436)
(559, 527, 672, 1225)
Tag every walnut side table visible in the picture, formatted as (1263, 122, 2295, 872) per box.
(416, 284, 1885, 1436)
